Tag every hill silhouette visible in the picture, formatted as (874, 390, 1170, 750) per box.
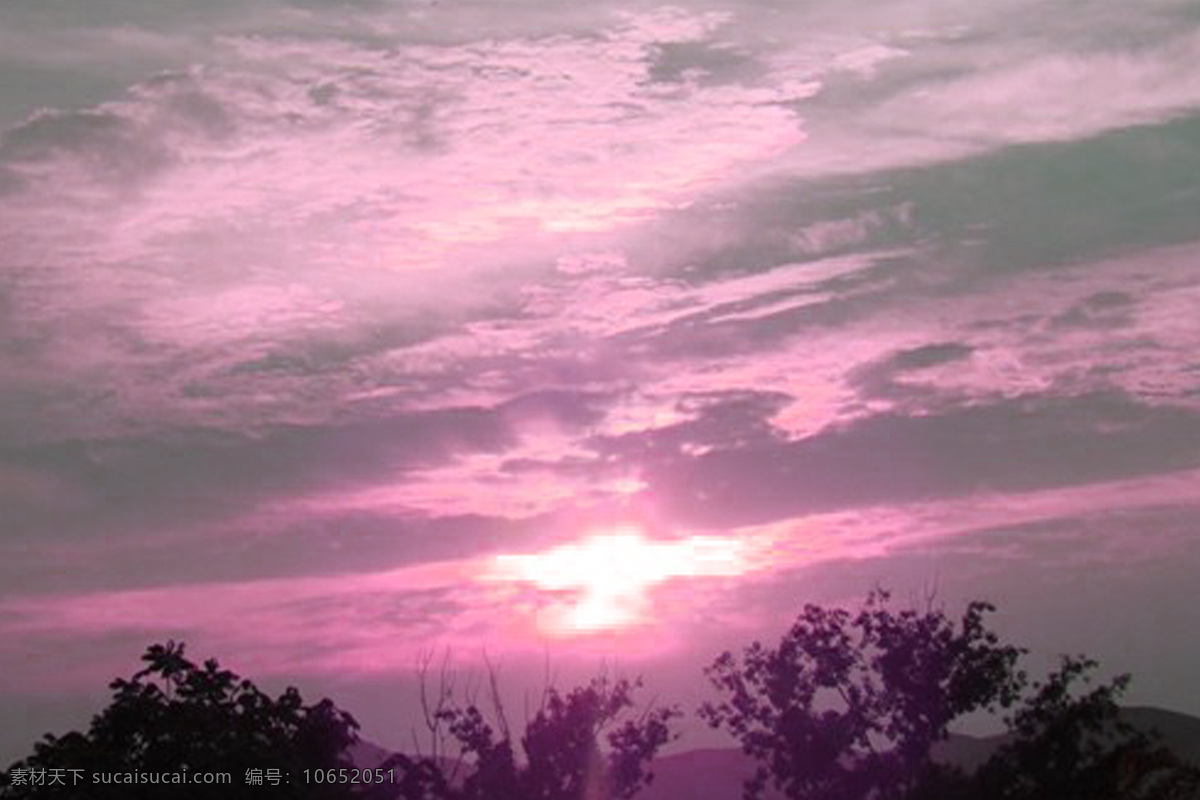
(348, 706, 1200, 800)
(930, 706, 1200, 775)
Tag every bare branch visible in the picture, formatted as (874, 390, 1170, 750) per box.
(483, 649, 512, 744)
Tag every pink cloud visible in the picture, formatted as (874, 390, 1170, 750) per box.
(5, 465, 1197, 694)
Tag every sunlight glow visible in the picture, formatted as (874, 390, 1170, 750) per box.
(492, 526, 747, 635)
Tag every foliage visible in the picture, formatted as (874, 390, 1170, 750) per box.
(367, 673, 679, 800)
(0, 641, 361, 800)
(700, 590, 1200, 800)
(973, 656, 1200, 800)
(5, 598, 1199, 800)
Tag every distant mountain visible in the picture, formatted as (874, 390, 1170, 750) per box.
(1122, 706, 1200, 766)
(349, 706, 1200, 800)
(930, 705, 1200, 773)
(640, 707, 1200, 800)
(636, 747, 782, 800)
(347, 738, 397, 770)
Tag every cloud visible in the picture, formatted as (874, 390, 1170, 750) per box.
(867, 32, 1200, 145)
(0, 556, 485, 688)
(6, 464, 1197, 692)
(636, 391, 1200, 527)
(761, 2, 1200, 177)
(2, 0, 1200, 734)
(0, 6, 825, 453)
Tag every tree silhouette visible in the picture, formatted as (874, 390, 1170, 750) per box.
(366, 671, 679, 800)
(700, 590, 1200, 800)
(0, 641, 361, 800)
(973, 656, 1200, 800)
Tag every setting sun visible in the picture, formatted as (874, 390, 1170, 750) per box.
(492, 527, 747, 635)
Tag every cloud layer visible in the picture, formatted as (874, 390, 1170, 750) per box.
(2, 0, 1199, 760)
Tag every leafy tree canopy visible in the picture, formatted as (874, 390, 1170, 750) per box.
(700, 590, 1200, 800)
(367, 673, 679, 800)
(0, 641, 361, 800)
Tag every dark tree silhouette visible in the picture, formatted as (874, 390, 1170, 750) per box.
(700, 590, 1200, 800)
(973, 656, 1200, 800)
(0, 641, 361, 800)
(366, 671, 679, 800)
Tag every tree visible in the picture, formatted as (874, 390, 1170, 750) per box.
(973, 656, 1200, 800)
(700, 590, 1200, 800)
(0, 641, 361, 800)
(368, 662, 679, 800)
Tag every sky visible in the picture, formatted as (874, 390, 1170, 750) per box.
(2, 0, 1200, 763)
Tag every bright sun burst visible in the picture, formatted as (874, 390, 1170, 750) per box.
(492, 526, 747, 635)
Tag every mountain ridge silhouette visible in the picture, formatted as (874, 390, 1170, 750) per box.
(348, 706, 1200, 800)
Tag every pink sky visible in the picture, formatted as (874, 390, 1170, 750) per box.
(2, 0, 1200, 762)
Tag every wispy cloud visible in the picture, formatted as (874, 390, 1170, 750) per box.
(2, 0, 1200, 741)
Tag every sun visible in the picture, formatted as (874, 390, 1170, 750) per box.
(492, 526, 746, 635)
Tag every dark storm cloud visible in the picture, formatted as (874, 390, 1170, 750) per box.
(1048, 291, 1138, 330)
(628, 391, 1200, 527)
(645, 39, 764, 85)
(890, 112, 1200, 270)
(0, 388, 608, 545)
(0, 506, 542, 596)
(848, 343, 976, 405)
(682, 108, 1200, 285)
(0, 108, 173, 192)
